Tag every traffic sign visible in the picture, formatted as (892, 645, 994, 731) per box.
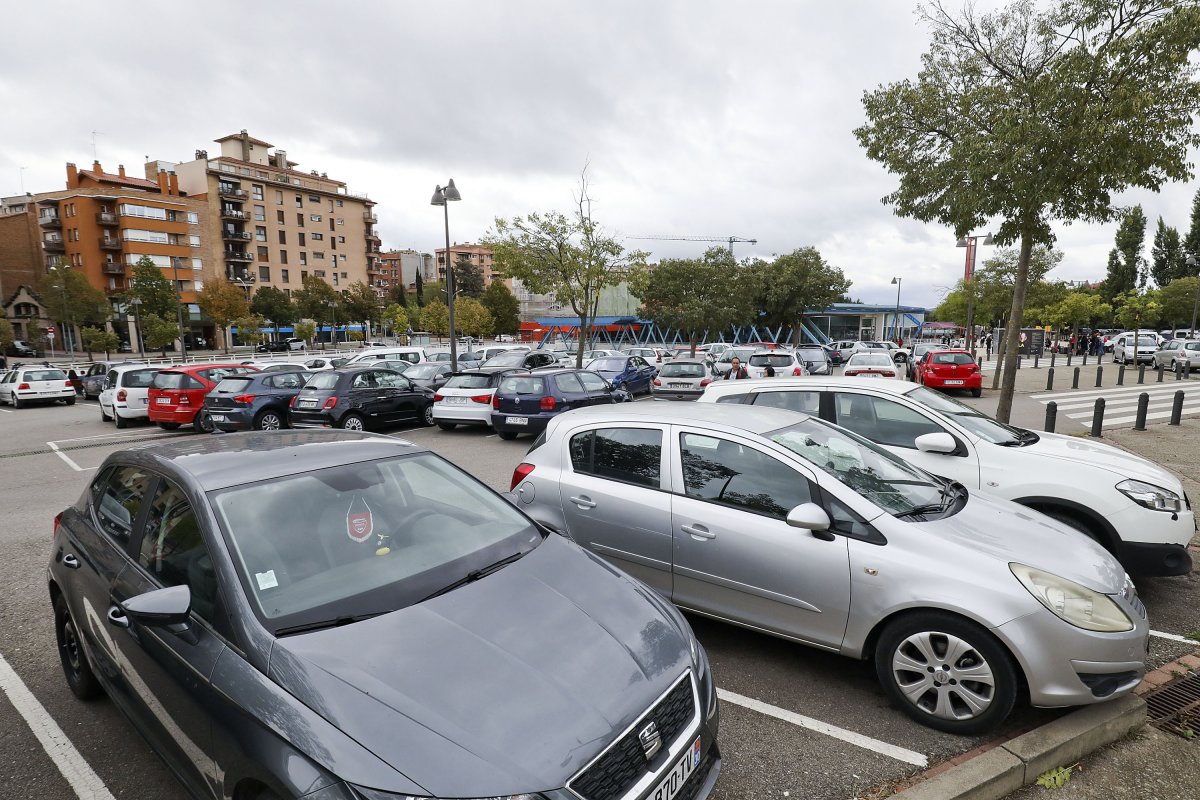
(46, 326, 55, 334)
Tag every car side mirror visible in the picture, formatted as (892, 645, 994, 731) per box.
(915, 432, 958, 455)
(120, 585, 191, 627)
(785, 502, 832, 533)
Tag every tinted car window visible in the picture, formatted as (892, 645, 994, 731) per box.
(215, 377, 254, 393)
(484, 353, 528, 367)
(375, 371, 411, 389)
(93, 466, 153, 542)
(444, 374, 493, 390)
(154, 372, 204, 390)
(306, 372, 341, 390)
(138, 481, 219, 622)
(266, 372, 306, 389)
(715, 393, 748, 404)
(931, 353, 974, 365)
(351, 372, 375, 389)
(590, 358, 627, 371)
(834, 393, 943, 449)
(122, 368, 158, 388)
(571, 428, 662, 488)
(796, 348, 826, 361)
(660, 363, 705, 378)
(679, 433, 811, 518)
(748, 354, 793, 367)
(499, 376, 546, 395)
(555, 373, 586, 394)
(753, 390, 821, 414)
(378, 360, 411, 372)
(405, 364, 443, 379)
(25, 369, 67, 381)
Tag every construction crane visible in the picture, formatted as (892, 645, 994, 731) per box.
(625, 234, 758, 255)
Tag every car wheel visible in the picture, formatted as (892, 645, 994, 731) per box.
(114, 411, 128, 429)
(193, 410, 214, 434)
(497, 430, 518, 440)
(339, 413, 365, 431)
(971, 388, 982, 398)
(422, 404, 435, 426)
(66, 397, 75, 406)
(100, 406, 111, 422)
(13, 396, 22, 409)
(437, 422, 456, 431)
(875, 611, 1017, 735)
(255, 410, 284, 431)
(54, 594, 101, 701)
(158, 422, 181, 430)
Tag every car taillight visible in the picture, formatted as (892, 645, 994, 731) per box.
(653, 378, 661, 386)
(233, 394, 255, 404)
(540, 395, 556, 411)
(117, 389, 127, 402)
(845, 370, 857, 376)
(792, 367, 802, 375)
(289, 395, 297, 408)
(323, 397, 338, 410)
(179, 394, 190, 404)
(17, 383, 29, 390)
(433, 393, 444, 402)
(53, 512, 62, 538)
(492, 394, 500, 410)
(64, 380, 73, 387)
(510, 462, 535, 491)
(973, 364, 981, 373)
(470, 394, 491, 404)
(700, 378, 711, 387)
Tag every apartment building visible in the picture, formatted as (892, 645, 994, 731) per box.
(434, 243, 510, 289)
(171, 131, 377, 298)
(372, 248, 435, 295)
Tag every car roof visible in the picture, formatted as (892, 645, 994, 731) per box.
(703, 375, 914, 395)
(111, 430, 426, 491)
(555, 399, 809, 433)
(107, 362, 157, 374)
(161, 362, 254, 374)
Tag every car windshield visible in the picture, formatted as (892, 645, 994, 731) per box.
(589, 358, 627, 371)
(660, 362, 706, 377)
(444, 374, 493, 390)
(768, 420, 947, 515)
(931, 353, 974, 365)
(1135, 336, 1157, 345)
(499, 376, 546, 395)
(215, 377, 253, 393)
(378, 361, 410, 372)
(848, 354, 893, 366)
(484, 353, 527, 367)
(749, 354, 794, 367)
(211, 453, 543, 631)
(24, 369, 66, 381)
(405, 364, 442, 379)
(305, 372, 341, 390)
(904, 386, 1027, 445)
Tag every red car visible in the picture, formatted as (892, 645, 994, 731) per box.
(913, 349, 982, 396)
(148, 363, 259, 432)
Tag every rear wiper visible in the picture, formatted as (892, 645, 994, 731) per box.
(419, 551, 528, 603)
(275, 611, 387, 637)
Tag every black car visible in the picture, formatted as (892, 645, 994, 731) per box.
(205, 369, 308, 431)
(80, 360, 142, 399)
(481, 350, 561, 370)
(289, 366, 434, 430)
(491, 368, 630, 440)
(399, 362, 454, 391)
(48, 431, 720, 800)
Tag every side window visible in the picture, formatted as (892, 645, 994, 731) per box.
(833, 393, 943, 449)
(93, 466, 153, 543)
(679, 433, 812, 519)
(555, 373, 585, 394)
(351, 372, 375, 389)
(752, 390, 821, 414)
(570, 428, 663, 488)
(138, 482, 219, 623)
(375, 371, 405, 389)
(714, 393, 749, 404)
(577, 372, 609, 392)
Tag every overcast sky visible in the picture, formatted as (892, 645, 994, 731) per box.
(3, 0, 1197, 309)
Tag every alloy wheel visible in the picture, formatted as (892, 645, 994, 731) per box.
(890, 630, 996, 722)
(341, 415, 364, 431)
(258, 412, 282, 431)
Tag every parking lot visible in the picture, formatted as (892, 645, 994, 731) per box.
(1, 397, 1198, 800)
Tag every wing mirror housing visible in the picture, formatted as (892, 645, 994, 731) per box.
(786, 502, 832, 534)
(120, 585, 192, 627)
(915, 432, 958, 455)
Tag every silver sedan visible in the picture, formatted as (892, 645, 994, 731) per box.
(512, 403, 1149, 735)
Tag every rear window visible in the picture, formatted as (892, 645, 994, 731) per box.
(122, 368, 159, 388)
(24, 369, 66, 381)
(305, 372, 341, 390)
(749, 354, 793, 367)
(796, 349, 826, 360)
(215, 377, 254, 393)
(499, 376, 546, 395)
(660, 363, 706, 377)
(444, 374, 493, 390)
(485, 353, 527, 367)
(200, 366, 256, 382)
(849, 354, 894, 367)
(932, 353, 975, 365)
(154, 372, 204, 390)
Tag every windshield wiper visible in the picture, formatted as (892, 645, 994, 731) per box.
(419, 551, 529, 603)
(895, 480, 963, 519)
(275, 611, 388, 637)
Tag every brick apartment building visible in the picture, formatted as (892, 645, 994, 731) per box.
(372, 248, 435, 295)
(434, 243, 510, 290)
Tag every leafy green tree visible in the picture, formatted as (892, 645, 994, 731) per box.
(343, 281, 382, 334)
(1158, 277, 1199, 328)
(140, 313, 179, 357)
(293, 320, 317, 346)
(420, 299, 450, 337)
(80, 326, 120, 359)
(231, 313, 266, 348)
(631, 247, 750, 355)
(415, 272, 425, 308)
(480, 280, 521, 334)
(293, 276, 339, 348)
(128, 256, 179, 319)
(453, 255, 486, 298)
(1104, 206, 1148, 299)
(486, 171, 648, 366)
(1045, 293, 1112, 346)
(0, 318, 16, 354)
(454, 297, 494, 339)
(382, 304, 410, 337)
(347, 329, 365, 343)
(389, 284, 409, 309)
(1184, 186, 1200, 263)
(854, 0, 1200, 422)
(40, 267, 108, 351)
(250, 285, 297, 340)
(197, 277, 250, 353)
(1151, 217, 1187, 287)
(1114, 288, 1161, 333)
(738, 247, 850, 345)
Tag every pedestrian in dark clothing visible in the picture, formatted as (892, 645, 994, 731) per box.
(726, 356, 749, 380)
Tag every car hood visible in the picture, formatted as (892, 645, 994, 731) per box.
(1015, 431, 1184, 493)
(922, 491, 1125, 593)
(268, 534, 691, 797)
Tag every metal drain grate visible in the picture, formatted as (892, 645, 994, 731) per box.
(1145, 672, 1200, 738)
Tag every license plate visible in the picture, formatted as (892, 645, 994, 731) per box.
(209, 414, 226, 422)
(506, 416, 528, 426)
(444, 396, 468, 404)
(649, 737, 702, 800)
(945, 379, 964, 385)
(302, 399, 319, 408)
(155, 397, 171, 405)
(669, 383, 691, 388)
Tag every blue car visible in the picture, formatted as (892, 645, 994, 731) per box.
(491, 368, 630, 439)
(587, 355, 657, 394)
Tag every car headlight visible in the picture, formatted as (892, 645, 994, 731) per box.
(1010, 563, 1133, 632)
(1116, 479, 1183, 513)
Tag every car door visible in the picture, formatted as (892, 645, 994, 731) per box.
(375, 370, 419, 421)
(558, 424, 673, 594)
(108, 477, 228, 799)
(347, 371, 383, 422)
(669, 429, 852, 648)
(577, 370, 617, 405)
(553, 372, 590, 410)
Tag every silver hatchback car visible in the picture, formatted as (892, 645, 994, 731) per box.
(512, 403, 1149, 734)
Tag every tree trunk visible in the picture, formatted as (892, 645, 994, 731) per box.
(576, 310, 588, 368)
(689, 336, 698, 357)
(995, 231, 1035, 424)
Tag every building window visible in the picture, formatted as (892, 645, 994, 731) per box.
(299, 252, 307, 266)
(301, 270, 308, 280)
(119, 203, 168, 220)
(308, 194, 320, 203)
(336, 199, 343, 207)
(341, 272, 348, 279)
(257, 246, 269, 262)
(281, 269, 289, 284)
(336, 218, 344, 226)
(275, 190, 283, 205)
(338, 235, 345, 243)
(297, 213, 304, 227)
(310, 214, 322, 223)
(277, 230, 286, 244)
(298, 232, 305, 247)
(255, 226, 267, 242)
(295, 195, 303, 208)
(253, 205, 265, 221)
(252, 184, 264, 200)
(279, 250, 288, 264)
(313, 252, 325, 260)
(276, 209, 285, 224)
(192, 258, 203, 270)
(311, 232, 323, 241)
(259, 265, 270, 281)
(121, 228, 170, 244)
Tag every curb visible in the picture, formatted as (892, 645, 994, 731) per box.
(887, 694, 1146, 800)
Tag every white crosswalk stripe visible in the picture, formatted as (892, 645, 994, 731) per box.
(1031, 381, 1200, 427)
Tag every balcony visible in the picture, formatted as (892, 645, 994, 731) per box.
(366, 245, 381, 254)
(102, 263, 125, 275)
(42, 238, 65, 252)
(99, 237, 122, 251)
(363, 211, 378, 224)
(226, 268, 256, 283)
(39, 215, 61, 228)
(218, 186, 247, 199)
(220, 208, 246, 220)
(96, 212, 119, 226)
(224, 250, 252, 262)
(365, 230, 381, 242)
(222, 229, 251, 241)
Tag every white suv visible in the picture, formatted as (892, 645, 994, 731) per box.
(1112, 332, 1160, 364)
(700, 376, 1195, 577)
(342, 346, 431, 366)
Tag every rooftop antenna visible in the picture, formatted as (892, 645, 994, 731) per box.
(91, 130, 103, 161)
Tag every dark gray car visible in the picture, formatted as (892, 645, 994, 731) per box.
(49, 431, 720, 800)
(80, 359, 142, 399)
(204, 369, 309, 431)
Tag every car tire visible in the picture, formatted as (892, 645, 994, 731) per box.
(421, 404, 435, 426)
(875, 611, 1017, 735)
(971, 388, 982, 397)
(54, 594, 101, 701)
(158, 422, 181, 430)
(254, 410, 284, 431)
(114, 411, 128, 429)
(100, 406, 111, 422)
(437, 422, 456, 431)
(497, 430, 518, 440)
(193, 410, 214, 434)
(339, 413, 365, 431)
(66, 397, 75, 406)
(13, 396, 22, 409)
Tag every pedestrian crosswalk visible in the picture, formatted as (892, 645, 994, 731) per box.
(1030, 381, 1200, 428)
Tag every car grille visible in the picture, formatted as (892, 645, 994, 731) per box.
(570, 674, 697, 800)
(672, 751, 717, 800)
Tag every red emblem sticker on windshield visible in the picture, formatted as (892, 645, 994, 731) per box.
(346, 497, 374, 543)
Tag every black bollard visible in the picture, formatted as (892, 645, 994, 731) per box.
(1118, 364, 1126, 386)
(1044, 401, 1058, 433)
(1134, 393, 1149, 431)
(1169, 391, 1184, 425)
(1091, 398, 1105, 437)
(1158, 364, 1165, 383)
(1072, 366, 1080, 389)
(1177, 364, 1184, 381)
(1050, 350, 1057, 368)
(1046, 368, 1055, 391)
(1083, 350, 1089, 366)
(1095, 365, 1103, 387)
(1138, 365, 1145, 385)
(1017, 355, 1023, 370)
(1067, 352, 1073, 366)
(1034, 352, 1040, 369)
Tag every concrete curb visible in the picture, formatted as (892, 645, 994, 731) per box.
(888, 694, 1146, 800)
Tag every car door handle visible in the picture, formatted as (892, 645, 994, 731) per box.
(681, 524, 716, 540)
(61, 553, 80, 569)
(106, 606, 129, 628)
(569, 495, 597, 509)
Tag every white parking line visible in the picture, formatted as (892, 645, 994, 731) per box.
(47, 442, 89, 472)
(0, 653, 116, 800)
(1150, 629, 1198, 645)
(0, 408, 11, 413)
(716, 688, 928, 767)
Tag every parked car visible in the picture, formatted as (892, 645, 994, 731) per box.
(427, 350, 482, 365)
(495, 332, 516, 341)
(831, 340, 872, 362)
(478, 344, 528, 360)
(6, 339, 38, 357)
(842, 352, 900, 378)
(582, 348, 622, 362)
(906, 343, 943, 379)
(627, 346, 673, 363)
(303, 356, 347, 371)
(513, 402, 1147, 734)
(401, 362, 455, 391)
(343, 346, 430, 366)
(491, 369, 629, 440)
(48, 431, 720, 800)
(289, 366, 435, 430)
(360, 340, 389, 348)
(0, 366, 75, 408)
(711, 347, 757, 378)
(875, 341, 911, 363)
(1152, 339, 1200, 374)
(794, 346, 832, 376)
(98, 365, 161, 428)
(431, 367, 528, 430)
(255, 337, 307, 353)
(698, 377, 1195, 576)
(1112, 332, 1160, 364)
(651, 359, 713, 400)
(148, 364, 259, 433)
(912, 349, 983, 397)
(746, 350, 806, 378)
(822, 344, 843, 365)
(586, 354, 658, 394)
(80, 360, 141, 399)
(205, 369, 308, 432)
(482, 349, 564, 371)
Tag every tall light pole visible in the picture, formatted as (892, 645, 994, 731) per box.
(431, 179, 462, 371)
(890, 276, 903, 344)
(1188, 254, 1199, 337)
(327, 298, 339, 349)
(172, 257, 188, 361)
(956, 233, 994, 357)
(129, 297, 145, 358)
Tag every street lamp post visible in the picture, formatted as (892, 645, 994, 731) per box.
(956, 233, 995, 357)
(890, 276, 903, 344)
(48, 265, 76, 360)
(327, 299, 339, 349)
(431, 179, 462, 371)
(129, 297, 145, 358)
(172, 258, 188, 362)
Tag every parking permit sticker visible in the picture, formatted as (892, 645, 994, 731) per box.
(347, 496, 374, 543)
(255, 570, 278, 590)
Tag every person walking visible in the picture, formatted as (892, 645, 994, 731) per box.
(726, 356, 749, 380)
